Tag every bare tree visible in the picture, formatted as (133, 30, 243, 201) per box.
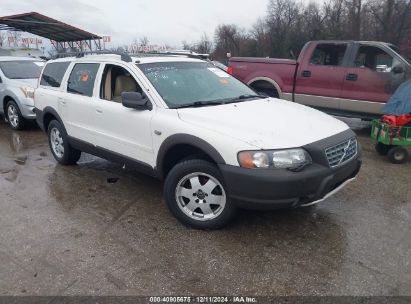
(208, 0, 411, 60)
(345, 0, 363, 40)
(395, 0, 411, 44)
(140, 36, 149, 47)
(214, 24, 244, 58)
(196, 33, 213, 54)
(250, 18, 269, 56)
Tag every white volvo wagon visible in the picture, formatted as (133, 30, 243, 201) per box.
(34, 52, 361, 229)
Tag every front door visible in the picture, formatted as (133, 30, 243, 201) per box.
(94, 63, 155, 167)
(340, 44, 408, 114)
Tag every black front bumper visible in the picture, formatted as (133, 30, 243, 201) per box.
(219, 129, 362, 209)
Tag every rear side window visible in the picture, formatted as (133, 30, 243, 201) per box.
(40, 62, 70, 87)
(0, 61, 43, 79)
(67, 63, 99, 97)
(309, 44, 348, 66)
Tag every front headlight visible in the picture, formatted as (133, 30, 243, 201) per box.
(238, 149, 312, 169)
(20, 86, 35, 99)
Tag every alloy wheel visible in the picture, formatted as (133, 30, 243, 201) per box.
(50, 127, 65, 158)
(175, 172, 226, 221)
(7, 104, 19, 128)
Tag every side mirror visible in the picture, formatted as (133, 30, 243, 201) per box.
(121, 92, 152, 110)
(392, 66, 404, 74)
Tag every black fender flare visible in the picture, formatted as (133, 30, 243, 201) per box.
(156, 134, 226, 178)
(42, 107, 66, 133)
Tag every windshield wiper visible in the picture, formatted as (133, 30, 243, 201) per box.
(226, 94, 268, 103)
(171, 100, 225, 109)
(171, 94, 267, 109)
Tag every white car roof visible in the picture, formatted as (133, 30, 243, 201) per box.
(134, 56, 204, 64)
(0, 56, 43, 62)
(46, 54, 204, 65)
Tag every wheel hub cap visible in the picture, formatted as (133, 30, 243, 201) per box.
(175, 172, 226, 221)
(196, 189, 206, 200)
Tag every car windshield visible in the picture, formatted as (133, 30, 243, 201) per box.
(138, 61, 261, 108)
(0, 60, 44, 79)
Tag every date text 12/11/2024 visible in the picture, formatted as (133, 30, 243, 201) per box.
(149, 296, 257, 303)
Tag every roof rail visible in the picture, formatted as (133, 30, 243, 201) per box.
(54, 50, 132, 62)
(134, 52, 208, 60)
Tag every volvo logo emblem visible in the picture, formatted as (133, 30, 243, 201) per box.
(338, 139, 352, 165)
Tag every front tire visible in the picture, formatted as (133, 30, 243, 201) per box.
(6, 100, 26, 130)
(47, 120, 81, 165)
(164, 159, 236, 229)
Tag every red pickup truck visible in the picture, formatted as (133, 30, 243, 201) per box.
(228, 40, 411, 119)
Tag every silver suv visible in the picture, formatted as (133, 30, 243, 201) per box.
(0, 56, 44, 130)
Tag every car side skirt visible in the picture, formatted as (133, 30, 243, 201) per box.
(67, 136, 159, 179)
(294, 93, 384, 114)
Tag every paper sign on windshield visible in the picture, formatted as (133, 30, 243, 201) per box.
(208, 67, 229, 78)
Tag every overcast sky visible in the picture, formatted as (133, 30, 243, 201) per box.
(2, 0, 316, 48)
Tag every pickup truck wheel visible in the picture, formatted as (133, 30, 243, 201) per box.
(48, 120, 81, 165)
(6, 100, 26, 130)
(164, 159, 236, 229)
(387, 146, 408, 164)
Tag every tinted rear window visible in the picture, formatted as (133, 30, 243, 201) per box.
(67, 63, 99, 97)
(40, 62, 71, 87)
(0, 61, 44, 79)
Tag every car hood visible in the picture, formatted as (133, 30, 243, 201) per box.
(177, 98, 350, 149)
(7, 78, 38, 88)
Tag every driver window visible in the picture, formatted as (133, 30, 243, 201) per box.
(100, 64, 142, 102)
(354, 45, 393, 72)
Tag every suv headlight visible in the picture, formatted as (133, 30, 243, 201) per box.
(238, 149, 312, 169)
(20, 86, 35, 99)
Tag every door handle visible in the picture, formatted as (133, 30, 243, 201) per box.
(302, 70, 311, 77)
(96, 108, 103, 114)
(346, 73, 358, 81)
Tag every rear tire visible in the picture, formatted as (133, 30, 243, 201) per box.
(164, 159, 236, 229)
(387, 146, 408, 164)
(47, 120, 81, 165)
(6, 100, 26, 130)
(249, 80, 279, 98)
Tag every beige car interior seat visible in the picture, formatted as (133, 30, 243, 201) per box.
(104, 67, 112, 100)
(113, 75, 137, 102)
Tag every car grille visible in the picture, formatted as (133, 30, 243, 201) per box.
(325, 137, 358, 167)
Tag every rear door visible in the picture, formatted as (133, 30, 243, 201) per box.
(36, 61, 71, 117)
(340, 43, 408, 114)
(62, 62, 101, 144)
(294, 42, 350, 110)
